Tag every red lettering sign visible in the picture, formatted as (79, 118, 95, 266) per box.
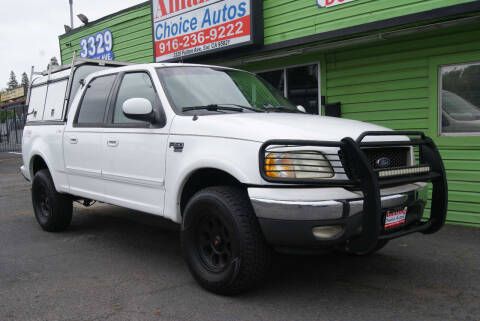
(156, 0, 211, 18)
(317, 0, 355, 8)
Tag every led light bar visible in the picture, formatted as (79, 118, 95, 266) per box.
(378, 165, 431, 178)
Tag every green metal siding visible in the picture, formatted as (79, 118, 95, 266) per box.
(59, 0, 479, 63)
(263, 0, 477, 45)
(59, 3, 153, 64)
(56, 1, 480, 225)
(325, 23, 480, 225)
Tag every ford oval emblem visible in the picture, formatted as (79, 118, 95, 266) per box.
(376, 157, 391, 168)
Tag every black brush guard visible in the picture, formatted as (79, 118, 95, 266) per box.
(259, 131, 448, 253)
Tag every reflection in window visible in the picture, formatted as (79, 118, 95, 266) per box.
(77, 75, 116, 124)
(68, 65, 114, 112)
(287, 65, 319, 115)
(257, 70, 285, 94)
(440, 63, 480, 135)
(257, 64, 319, 114)
(157, 67, 295, 112)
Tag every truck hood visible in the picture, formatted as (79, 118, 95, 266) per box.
(171, 113, 406, 143)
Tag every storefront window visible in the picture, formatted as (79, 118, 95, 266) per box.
(439, 62, 480, 135)
(258, 70, 285, 94)
(287, 65, 319, 115)
(257, 63, 320, 115)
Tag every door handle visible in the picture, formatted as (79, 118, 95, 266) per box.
(107, 139, 119, 147)
(69, 137, 78, 144)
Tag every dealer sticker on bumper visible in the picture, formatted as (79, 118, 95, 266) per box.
(384, 207, 407, 229)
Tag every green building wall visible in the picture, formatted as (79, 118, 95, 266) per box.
(57, 1, 480, 225)
(263, 0, 477, 45)
(60, 0, 479, 64)
(241, 21, 480, 226)
(59, 2, 152, 64)
(325, 23, 480, 225)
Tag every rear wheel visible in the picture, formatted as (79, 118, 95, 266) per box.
(181, 186, 271, 295)
(32, 169, 73, 232)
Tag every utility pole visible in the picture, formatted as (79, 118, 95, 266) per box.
(69, 0, 74, 28)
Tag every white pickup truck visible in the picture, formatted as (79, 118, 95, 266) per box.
(21, 60, 448, 295)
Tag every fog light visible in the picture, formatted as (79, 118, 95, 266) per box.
(312, 225, 343, 239)
(378, 165, 430, 178)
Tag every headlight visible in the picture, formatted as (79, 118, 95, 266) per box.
(265, 151, 334, 179)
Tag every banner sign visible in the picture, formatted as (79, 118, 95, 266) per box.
(151, 0, 262, 61)
(317, 0, 356, 8)
(1, 87, 25, 102)
(79, 30, 114, 60)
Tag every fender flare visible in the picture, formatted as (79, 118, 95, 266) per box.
(172, 159, 251, 222)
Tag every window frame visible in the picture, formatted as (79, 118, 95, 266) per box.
(73, 73, 118, 128)
(437, 61, 480, 137)
(104, 70, 166, 129)
(428, 51, 480, 147)
(254, 62, 322, 115)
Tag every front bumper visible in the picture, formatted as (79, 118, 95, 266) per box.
(254, 131, 448, 253)
(250, 184, 427, 248)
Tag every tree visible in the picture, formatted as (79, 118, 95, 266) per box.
(21, 72, 29, 93)
(7, 71, 18, 90)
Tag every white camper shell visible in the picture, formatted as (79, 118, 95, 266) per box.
(26, 57, 130, 123)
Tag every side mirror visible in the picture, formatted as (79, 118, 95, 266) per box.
(297, 105, 306, 113)
(122, 98, 155, 123)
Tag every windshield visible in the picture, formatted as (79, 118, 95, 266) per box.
(156, 67, 297, 113)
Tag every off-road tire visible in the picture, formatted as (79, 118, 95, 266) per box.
(181, 186, 271, 295)
(32, 169, 73, 232)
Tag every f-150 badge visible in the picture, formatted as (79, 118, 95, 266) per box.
(169, 142, 184, 152)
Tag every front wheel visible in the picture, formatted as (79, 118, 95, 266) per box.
(32, 169, 73, 232)
(181, 186, 271, 295)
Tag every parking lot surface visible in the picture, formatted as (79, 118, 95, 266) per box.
(1, 156, 479, 321)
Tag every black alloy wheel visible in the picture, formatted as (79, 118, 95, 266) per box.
(36, 182, 52, 219)
(181, 186, 271, 295)
(197, 214, 234, 273)
(32, 169, 73, 232)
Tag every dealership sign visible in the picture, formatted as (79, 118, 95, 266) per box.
(79, 30, 114, 60)
(151, 0, 262, 61)
(1, 87, 25, 102)
(317, 0, 356, 7)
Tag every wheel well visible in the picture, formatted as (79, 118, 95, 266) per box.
(180, 168, 243, 214)
(31, 155, 48, 176)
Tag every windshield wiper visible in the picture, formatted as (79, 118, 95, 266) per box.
(182, 104, 244, 113)
(262, 105, 300, 113)
(215, 103, 265, 113)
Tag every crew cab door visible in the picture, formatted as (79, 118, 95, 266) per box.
(101, 71, 168, 215)
(63, 74, 117, 199)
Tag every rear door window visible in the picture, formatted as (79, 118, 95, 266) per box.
(76, 74, 116, 126)
(67, 65, 114, 111)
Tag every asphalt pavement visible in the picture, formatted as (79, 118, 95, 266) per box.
(1, 156, 479, 321)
